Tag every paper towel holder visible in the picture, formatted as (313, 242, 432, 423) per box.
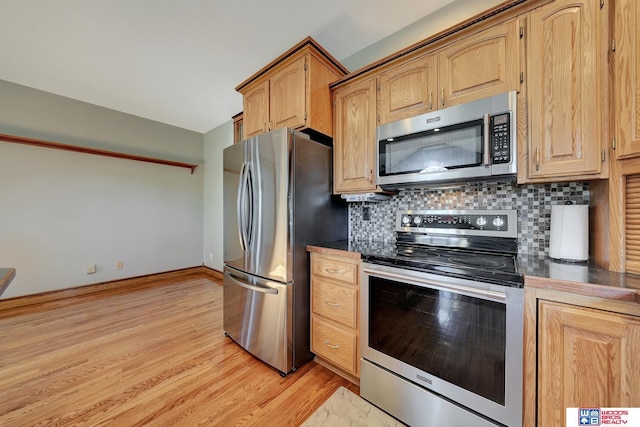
(548, 201, 589, 263)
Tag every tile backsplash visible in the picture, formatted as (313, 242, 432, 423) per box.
(348, 181, 590, 257)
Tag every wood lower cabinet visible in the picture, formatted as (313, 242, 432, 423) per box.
(310, 252, 360, 383)
(524, 283, 640, 427)
(236, 37, 347, 139)
(539, 301, 640, 425)
(524, 0, 608, 181)
(332, 78, 378, 194)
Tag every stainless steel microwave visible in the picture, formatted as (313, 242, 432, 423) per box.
(377, 91, 517, 189)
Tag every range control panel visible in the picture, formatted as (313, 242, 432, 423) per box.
(396, 209, 517, 238)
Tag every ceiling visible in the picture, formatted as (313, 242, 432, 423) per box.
(0, 0, 457, 134)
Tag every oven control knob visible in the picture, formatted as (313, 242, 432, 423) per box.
(493, 217, 505, 228)
(413, 216, 423, 225)
(401, 215, 412, 226)
(476, 216, 487, 227)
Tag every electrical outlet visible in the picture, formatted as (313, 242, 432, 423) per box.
(86, 265, 96, 275)
(363, 206, 371, 221)
(116, 261, 123, 270)
(209, 253, 213, 261)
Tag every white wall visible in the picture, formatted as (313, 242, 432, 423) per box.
(203, 121, 233, 271)
(0, 80, 204, 298)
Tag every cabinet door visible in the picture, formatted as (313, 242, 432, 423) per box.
(538, 301, 640, 426)
(438, 18, 519, 108)
(614, 0, 640, 158)
(269, 56, 306, 131)
(527, 0, 603, 178)
(378, 53, 437, 124)
(243, 80, 270, 138)
(333, 78, 378, 194)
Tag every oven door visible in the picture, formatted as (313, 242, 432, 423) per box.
(361, 262, 523, 427)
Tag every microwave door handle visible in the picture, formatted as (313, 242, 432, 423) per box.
(483, 114, 491, 165)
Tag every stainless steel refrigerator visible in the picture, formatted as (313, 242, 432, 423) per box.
(223, 128, 347, 375)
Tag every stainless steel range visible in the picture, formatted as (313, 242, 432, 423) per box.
(360, 209, 523, 427)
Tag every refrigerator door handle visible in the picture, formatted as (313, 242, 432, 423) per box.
(237, 162, 249, 251)
(224, 271, 279, 295)
(246, 162, 254, 247)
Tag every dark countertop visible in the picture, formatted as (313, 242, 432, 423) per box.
(307, 240, 640, 302)
(0, 268, 16, 297)
(307, 239, 390, 258)
(519, 255, 640, 290)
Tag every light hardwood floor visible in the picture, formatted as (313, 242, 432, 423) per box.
(0, 271, 358, 426)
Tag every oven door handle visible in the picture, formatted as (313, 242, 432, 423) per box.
(363, 267, 506, 302)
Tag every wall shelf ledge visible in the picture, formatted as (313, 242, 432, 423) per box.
(0, 133, 198, 174)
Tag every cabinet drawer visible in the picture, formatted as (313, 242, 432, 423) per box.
(312, 257, 357, 284)
(311, 318, 357, 374)
(312, 280, 357, 329)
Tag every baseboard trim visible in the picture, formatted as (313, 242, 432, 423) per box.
(203, 265, 224, 280)
(0, 267, 207, 313)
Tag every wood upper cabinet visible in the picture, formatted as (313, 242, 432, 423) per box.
(333, 78, 378, 194)
(236, 37, 348, 139)
(537, 301, 640, 426)
(438, 18, 520, 108)
(377, 18, 520, 125)
(378, 53, 437, 125)
(525, 0, 606, 180)
(242, 80, 270, 138)
(241, 57, 307, 138)
(232, 112, 243, 144)
(269, 57, 306, 131)
(614, 0, 640, 158)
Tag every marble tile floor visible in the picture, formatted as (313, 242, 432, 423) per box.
(300, 386, 406, 427)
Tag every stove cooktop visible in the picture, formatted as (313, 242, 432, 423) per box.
(361, 243, 523, 288)
(361, 209, 524, 288)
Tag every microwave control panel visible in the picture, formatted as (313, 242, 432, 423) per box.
(491, 113, 511, 164)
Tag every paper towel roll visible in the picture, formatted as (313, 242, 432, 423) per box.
(549, 204, 589, 262)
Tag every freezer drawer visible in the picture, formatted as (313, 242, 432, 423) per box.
(223, 266, 292, 374)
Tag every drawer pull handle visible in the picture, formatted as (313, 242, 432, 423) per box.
(325, 268, 340, 274)
(325, 300, 340, 307)
(324, 341, 340, 349)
